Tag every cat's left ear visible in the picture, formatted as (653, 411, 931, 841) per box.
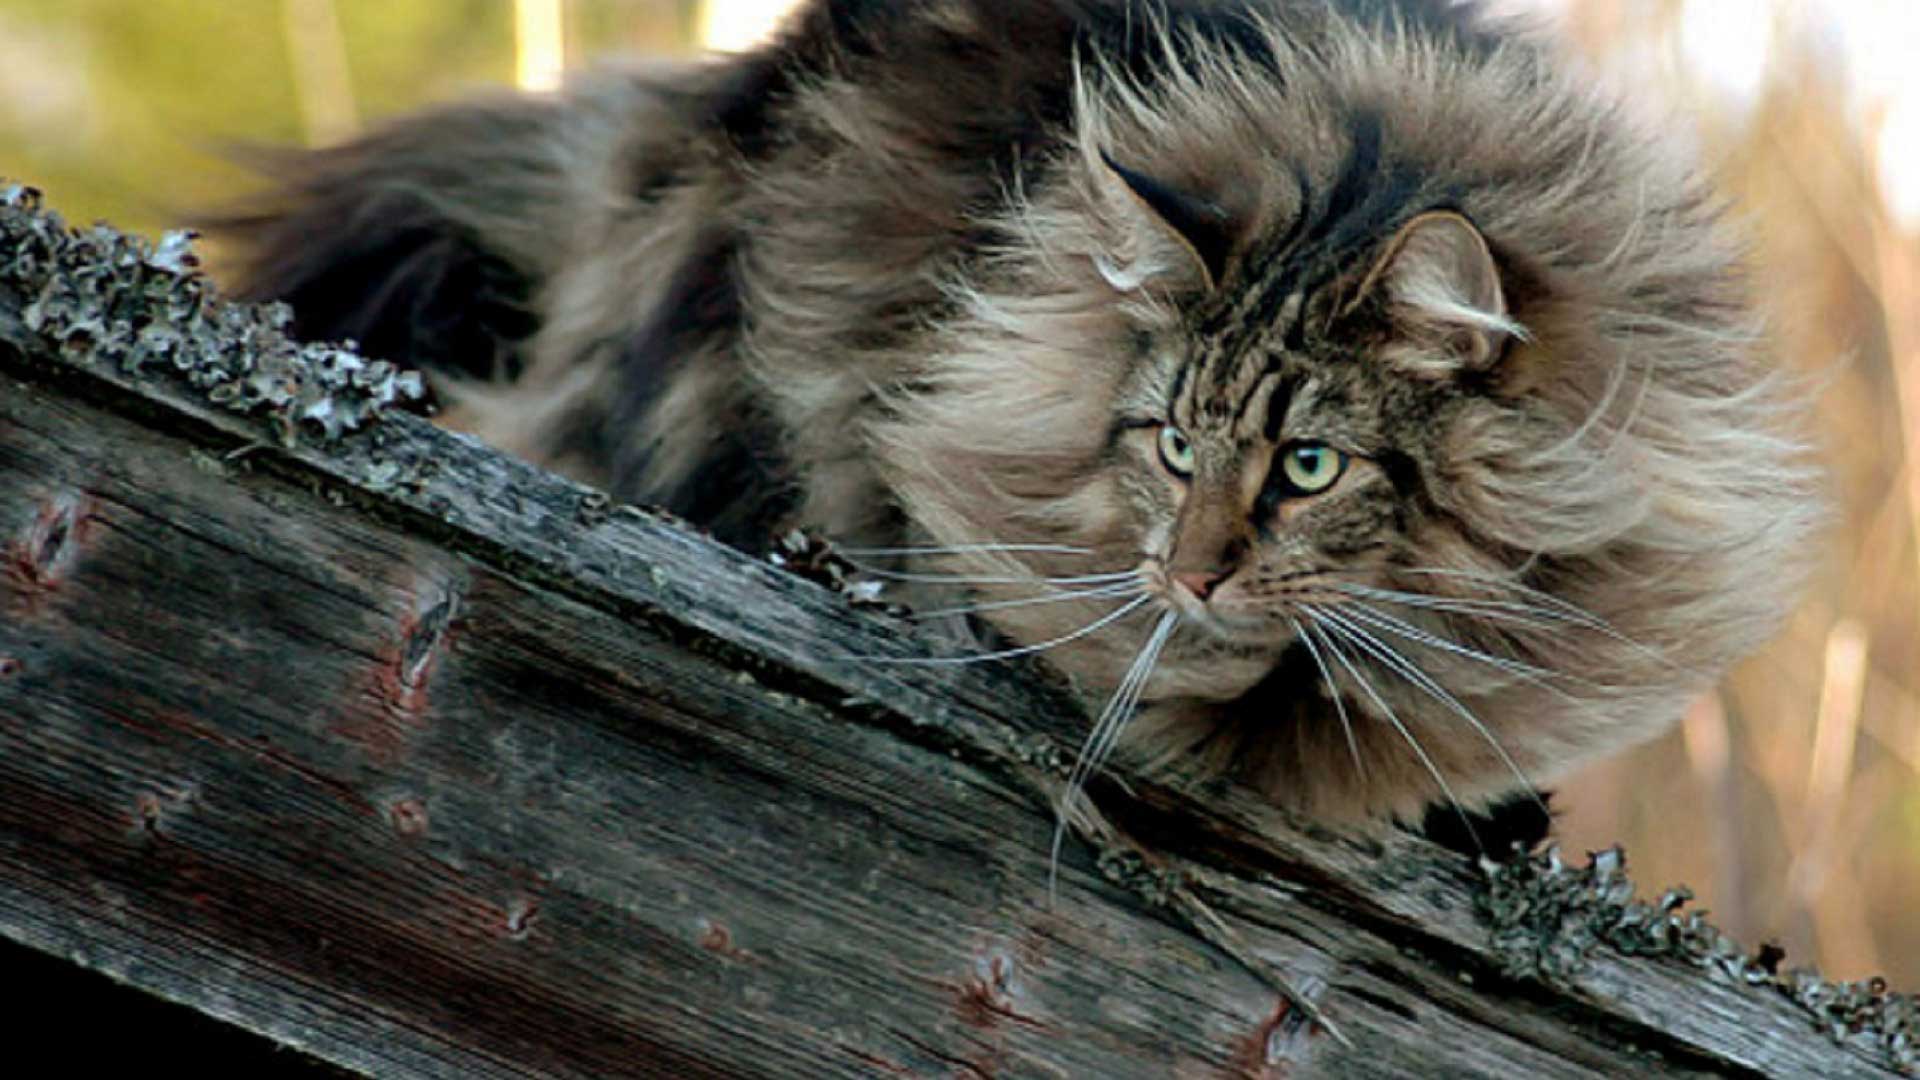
(1359, 211, 1522, 377)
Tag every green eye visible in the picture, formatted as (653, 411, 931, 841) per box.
(1157, 424, 1195, 477)
(1280, 442, 1348, 494)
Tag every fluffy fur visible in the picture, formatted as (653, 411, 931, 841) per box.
(211, 0, 1822, 828)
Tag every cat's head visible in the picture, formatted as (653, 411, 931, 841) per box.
(869, 12, 1822, 822)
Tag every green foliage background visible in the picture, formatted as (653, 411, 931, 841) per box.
(0, 0, 696, 235)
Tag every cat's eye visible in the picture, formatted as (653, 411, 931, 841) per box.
(1157, 424, 1195, 478)
(1279, 442, 1348, 495)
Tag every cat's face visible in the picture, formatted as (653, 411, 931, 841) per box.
(1110, 326, 1425, 651)
(1099, 199, 1513, 646)
(1019, 199, 1520, 703)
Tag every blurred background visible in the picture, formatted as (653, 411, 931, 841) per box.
(0, 0, 1912, 986)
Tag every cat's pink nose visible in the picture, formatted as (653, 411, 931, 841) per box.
(1172, 569, 1227, 601)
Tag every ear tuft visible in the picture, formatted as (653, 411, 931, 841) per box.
(1097, 151, 1233, 290)
(1364, 211, 1519, 374)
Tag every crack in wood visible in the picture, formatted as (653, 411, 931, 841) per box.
(5, 490, 92, 612)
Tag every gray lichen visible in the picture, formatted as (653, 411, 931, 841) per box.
(0, 183, 423, 446)
(1484, 845, 1916, 1075)
(1095, 845, 1183, 907)
(767, 530, 906, 613)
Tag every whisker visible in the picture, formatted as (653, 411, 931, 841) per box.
(1305, 613, 1481, 853)
(1049, 610, 1178, 902)
(836, 542, 1095, 558)
(1326, 582, 1576, 630)
(1387, 568, 1674, 670)
(846, 594, 1154, 666)
(1391, 567, 1624, 632)
(1056, 627, 1161, 844)
(1345, 602, 1632, 722)
(909, 582, 1144, 621)
(1313, 607, 1545, 819)
(1076, 612, 1179, 799)
(842, 562, 1142, 588)
(1338, 602, 1562, 682)
(1291, 616, 1365, 782)
(1061, 618, 1166, 818)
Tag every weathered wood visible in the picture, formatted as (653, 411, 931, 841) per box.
(0, 188, 1911, 1077)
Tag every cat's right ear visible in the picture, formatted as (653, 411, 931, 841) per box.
(1358, 211, 1525, 378)
(1093, 151, 1233, 292)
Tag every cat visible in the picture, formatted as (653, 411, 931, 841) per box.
(208, 0, 1822, 838)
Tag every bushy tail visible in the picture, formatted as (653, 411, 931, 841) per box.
(203, 88, 604, 389)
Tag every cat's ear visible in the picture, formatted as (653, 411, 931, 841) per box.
(1360, 211, 1521, 376)
(1094, 151, 1233, 291)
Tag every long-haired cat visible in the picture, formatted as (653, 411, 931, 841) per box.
(210, 0, 1821, 835)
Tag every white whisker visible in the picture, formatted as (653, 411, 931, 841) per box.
(1076, 612, 1179, 798)
(836, 542, 1095, 558)
(843, 562, 1142, 588)
(1344, 603, 1629, 722)
(1326, 582, 1574, 630)
(1291, 616, 1364, 782)
(1048, 609, 1178, 903)
(1313, 607, 1544, 818)
(1305, 613, 1480, 852)
(909, 582, 1144, 621)
(846, 594, 1153, 666)
(1388, 568, 1674, 670)
(1393, 567, 1614, 630)
(1338, 602, 1562, 682)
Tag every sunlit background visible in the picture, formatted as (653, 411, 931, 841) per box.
(1, 0, 1913, 987)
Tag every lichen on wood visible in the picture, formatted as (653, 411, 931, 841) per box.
(0, 182, 423, 445)
(1486, 845, 1917, 1073)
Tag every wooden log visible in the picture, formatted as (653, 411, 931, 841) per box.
(0, 184, 1911, 1077)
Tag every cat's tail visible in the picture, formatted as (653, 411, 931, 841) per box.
(199, 60, 793, 537)
(203, 88, 604, 393)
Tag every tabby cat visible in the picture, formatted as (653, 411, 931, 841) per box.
(213, 0, 1821, 834)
